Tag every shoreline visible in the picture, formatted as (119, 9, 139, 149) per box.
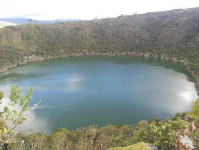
(0, 51, 198, 93)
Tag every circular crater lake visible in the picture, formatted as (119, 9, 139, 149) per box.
(0, 56, 198, 134)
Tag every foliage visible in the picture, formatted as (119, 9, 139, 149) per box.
(9, 124, 139, 150)
(147, 117, 160, 124)
(107, 142, 150, 150)
(0, 85, 41, 147)
(135, 118, 187, 149)
(9, 116, 192, 150)
(0, 92, 3, 100)
(187, 98, 199, 119)
(190, 128, 199, 149)
(0, 112, 195, 150)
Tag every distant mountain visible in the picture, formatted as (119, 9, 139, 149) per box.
(0, 18, 81, 25)
(0, 21, 16, 28)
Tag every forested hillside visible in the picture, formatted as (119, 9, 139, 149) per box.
(0, 7, 199, 90)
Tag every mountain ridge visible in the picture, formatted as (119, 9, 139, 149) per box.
(0, 18, 81, 25)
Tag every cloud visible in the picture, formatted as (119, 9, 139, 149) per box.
(0, 0, 198, 20)
(64, 75, 83, 93)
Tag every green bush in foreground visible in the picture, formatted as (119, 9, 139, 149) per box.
(107, 142, 150, 150)
(135, 118, 187, 149)
(0, 85, 41, 149)
(187, 98, 199, 119)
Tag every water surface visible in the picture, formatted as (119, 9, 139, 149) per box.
(0, 56, 197, 134)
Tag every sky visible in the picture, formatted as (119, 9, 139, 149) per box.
(0, 0, 199, 20)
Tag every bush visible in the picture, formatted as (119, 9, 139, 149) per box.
(135, 118, 186, 149)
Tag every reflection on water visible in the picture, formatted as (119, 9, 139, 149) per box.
(0, 56, 198, 134)
(64, 75, 83, 93)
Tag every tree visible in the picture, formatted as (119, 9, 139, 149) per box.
(0, 85, 41, 148)
(28, 19, 33, 24)
(187, 98, 199, 119)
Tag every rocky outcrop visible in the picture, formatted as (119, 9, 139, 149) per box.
(172, 57, 179, 63)
(175, 135, 195, 150)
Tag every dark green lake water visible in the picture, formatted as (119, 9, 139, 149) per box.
(0, 56, 197, 134)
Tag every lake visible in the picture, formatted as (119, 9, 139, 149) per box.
(0, 56, 197, 134)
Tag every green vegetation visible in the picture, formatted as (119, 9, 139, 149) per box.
(8, 115, 196, 150)
(187, 98, 199, 119)
(0, 85, 40, 149)
(135, 118, 186, 149)
(190, 128, 199, 149)
(107, 142, 150, 150)
(0, 7, 199, 90)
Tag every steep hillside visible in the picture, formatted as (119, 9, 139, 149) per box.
(0, 7, 199, 90)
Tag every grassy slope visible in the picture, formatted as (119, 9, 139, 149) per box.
(107, 142, 150, 150)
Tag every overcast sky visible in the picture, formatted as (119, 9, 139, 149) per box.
(0, 0, 199, 20)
